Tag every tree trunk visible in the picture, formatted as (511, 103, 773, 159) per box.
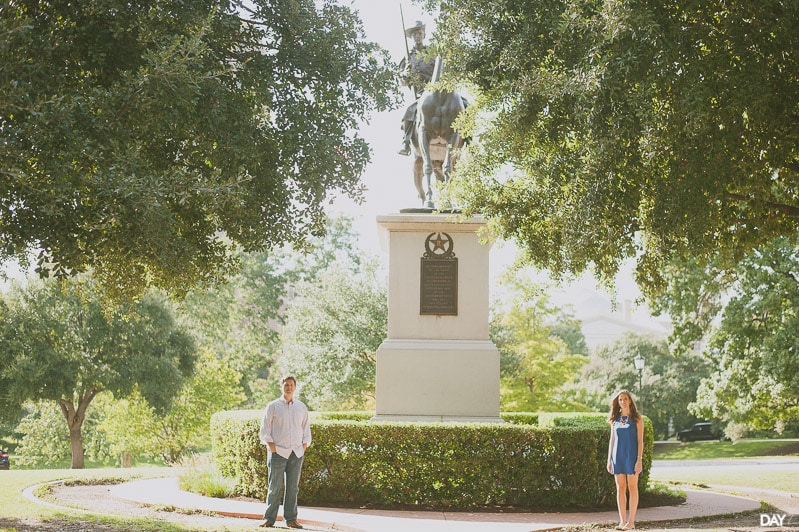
(59, 388, 98, 469)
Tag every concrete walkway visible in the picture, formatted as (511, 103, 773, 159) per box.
(110, 477, 762, 532)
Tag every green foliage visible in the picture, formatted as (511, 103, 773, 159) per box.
(550, 321, 590, 356)
(13, 400, 112, 468)
(538, 412, 607, 429)
(13, 402, 71, 468)
(312, 411, 374, 422)
(659, 236, 799, 431)
(270, 216, 368, 285)
(276, 260, 387, 410)
(427, 0, 799, 298)
(0, 0, 398, 299)
(156, 351, 246, 462)
(578, 333, 709, 439)
(498, 412, 539, 425)
(212, 410, 654, 509)
(14, 349, 244, 468)
(99, 351, 245, 464)
(0, 277, 196, 412)
(491, 272, 589, 411)
(179, 214, 368, 408)
(178, 456, 238, 499)
(95, 389, 163, 465)
(0, 276, 196, 467)
(179, 263, 276, 407)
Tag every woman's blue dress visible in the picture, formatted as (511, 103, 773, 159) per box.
(611, 417, 638, 475)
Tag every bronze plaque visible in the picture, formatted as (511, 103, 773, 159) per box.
(420, 258, 458, 315)
(420, 232, 458, 315)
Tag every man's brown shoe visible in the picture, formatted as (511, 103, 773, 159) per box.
(259, 520, 274, 528)
(286, 522, 304, 529)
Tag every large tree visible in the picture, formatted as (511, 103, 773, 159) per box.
(655, 236, 799, 433)
(425, 0, 799, 298)
(0, 0, 396, 299)
(0, 277, 196, 468)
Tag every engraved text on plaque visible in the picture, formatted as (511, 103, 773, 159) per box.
(420, 232, 458, 315)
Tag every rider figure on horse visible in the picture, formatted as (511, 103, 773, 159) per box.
(397, 21, 435, 156)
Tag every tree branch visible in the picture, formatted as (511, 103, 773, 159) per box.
(724, 193, 799, 217)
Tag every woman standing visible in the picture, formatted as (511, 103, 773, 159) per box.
(607, 390, 644, 530)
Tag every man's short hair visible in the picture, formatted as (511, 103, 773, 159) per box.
(281, 375, 297, 385)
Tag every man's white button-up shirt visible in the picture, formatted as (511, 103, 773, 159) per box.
(259, 397, 312, 459)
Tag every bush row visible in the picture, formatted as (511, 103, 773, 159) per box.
(211, 410, 652, 510)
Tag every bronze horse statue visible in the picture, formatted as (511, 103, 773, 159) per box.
(412, 57, 466, 208)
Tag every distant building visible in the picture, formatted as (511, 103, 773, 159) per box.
(568, 292, 672, 352)
(580, 313, 672, 352)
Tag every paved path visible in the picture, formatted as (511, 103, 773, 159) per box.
(111, 477, 762, 532)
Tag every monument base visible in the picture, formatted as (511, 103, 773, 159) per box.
(372, 339, 503, 423)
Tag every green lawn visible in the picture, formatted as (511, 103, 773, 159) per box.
(0, 467, 199, 531)
(651, 463, 799, 493)
(0, 468, 169, 518)
(654, 439, 799, 460)
(651, 439, 799, 493)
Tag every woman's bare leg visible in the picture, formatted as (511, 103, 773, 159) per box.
(625, 474, 639, 529)
(614, 474, 628, 528)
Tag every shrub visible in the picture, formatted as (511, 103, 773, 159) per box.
(178, 455, 238, 498)
(311, 411, 373, 422)
(539, 412, 607, 428)
(211, 411, 652, 510)
(498, 412, 539, 425)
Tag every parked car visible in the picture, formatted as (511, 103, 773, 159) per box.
(0, 449, 9, 470)
(678, 422, 721, 442)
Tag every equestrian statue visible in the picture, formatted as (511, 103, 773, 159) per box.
(397, 19, 466, 209)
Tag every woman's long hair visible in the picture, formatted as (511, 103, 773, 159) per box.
(607, 389, 641, 423)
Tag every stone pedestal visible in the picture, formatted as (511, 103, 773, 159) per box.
(372, 213, 502, 422)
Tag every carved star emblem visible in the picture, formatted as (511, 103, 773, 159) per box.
(432, 233, 447, 252)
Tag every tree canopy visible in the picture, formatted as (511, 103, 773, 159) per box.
(427, 0, 799, 298)
(0, 0, 397, 299)
(654, 236, 799, 432)
(0, 277, 195, 467)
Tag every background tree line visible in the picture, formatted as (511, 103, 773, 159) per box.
(2, 0, 797, 465)
(0, 216, 383, 468)
(4, 213, 798, 468)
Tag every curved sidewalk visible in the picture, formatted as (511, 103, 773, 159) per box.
(111, 477, 762, 532)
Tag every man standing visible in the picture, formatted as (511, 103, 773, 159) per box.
(259, 375, 312, 529)
(397, 20, 435, 156)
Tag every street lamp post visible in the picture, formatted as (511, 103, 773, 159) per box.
(634, 353, 645, 403)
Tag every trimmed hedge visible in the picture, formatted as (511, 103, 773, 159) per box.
(211, 410, 652, 510)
